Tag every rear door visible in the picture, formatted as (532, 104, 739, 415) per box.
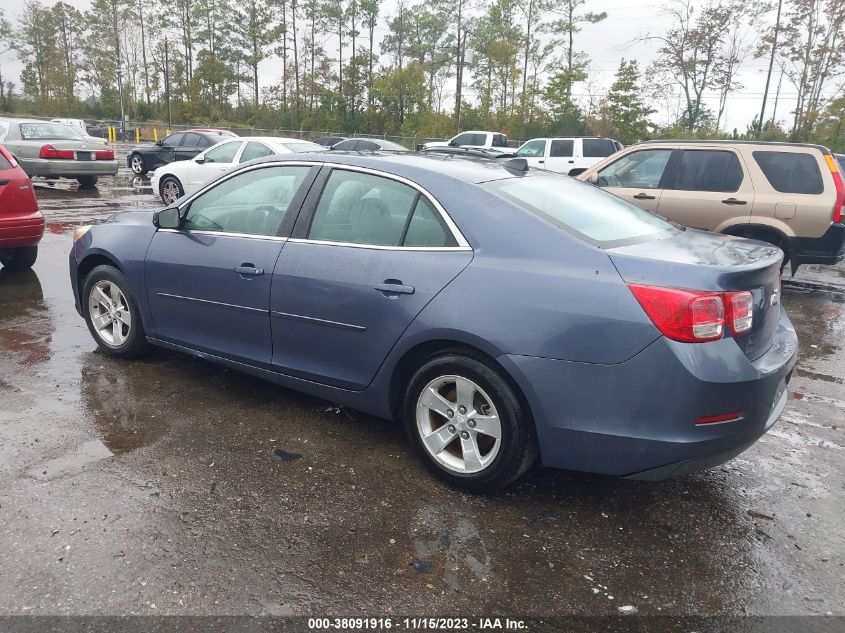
(270, 166, 473, 390)
(576, 138, 618, 174)
(657, 148, 753, 232)
(176, 133, 202, 161)
(544, 139, 576, 174)
(594, 147, 675, 213)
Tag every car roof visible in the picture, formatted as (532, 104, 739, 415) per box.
(256, 151, 521, 184)
(637, 139, 831, 153)
(0, 117, 60, 124)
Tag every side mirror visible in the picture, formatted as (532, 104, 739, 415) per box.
(448, 140, 458, 147)
(194, 156, 206, 164)
(154, 207, 181, 229)
(587, 172, 599, 185)
(155, 140, 163, 146)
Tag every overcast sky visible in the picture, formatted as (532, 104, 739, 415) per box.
(0, 0, 809, 132)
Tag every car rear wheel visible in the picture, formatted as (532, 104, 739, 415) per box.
(129, 154, 147, 175)
(77, 175, 99, 189)
(0, 246, 38, 271)
(403, 351, 538, 493)
(83, 265, 149, 358)
(160, 176, 184, 205)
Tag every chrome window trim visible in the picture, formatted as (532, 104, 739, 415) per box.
(157, 228, 288, 242)
(288, 237, 471, 252)
(174, 160, 471, 250)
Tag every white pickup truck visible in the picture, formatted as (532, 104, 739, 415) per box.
(514, 137, 622, 176)
(422, 131, 510, 150)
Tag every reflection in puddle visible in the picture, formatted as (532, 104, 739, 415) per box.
(0, 269, 51, 365)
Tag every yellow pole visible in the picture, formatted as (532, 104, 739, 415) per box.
(135, 127, 140, 143)
(153, 128, 158, 142)
(109, 126, 114, 142)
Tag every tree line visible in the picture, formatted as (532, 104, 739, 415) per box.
(0, 0, 843, 148)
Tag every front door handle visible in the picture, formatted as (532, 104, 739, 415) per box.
(722, 198, 747, 205)
(538, 159, 545, 164)
(633, 193, 656, 200)
(234, 264, 264, 276)
(375, 280, 415, 296)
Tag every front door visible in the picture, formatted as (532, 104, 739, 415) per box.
(656, 148, 753, 232)
(594, 147, 675, 213)
(145, 164, 316, 366)
(185, 139, 244, 191)
(270, 167, 473, 390)
(515, 139, 547, 170)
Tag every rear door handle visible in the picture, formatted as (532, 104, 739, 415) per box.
(375, 281, 415, 295)
(722, 198, 747, 205)
(234, 264, 264, 276)
(633, 193, 656, 200)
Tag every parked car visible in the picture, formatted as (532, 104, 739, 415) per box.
(422, 131, 509, 150)
(69, 152, 796, 492)
(50, 118, 108, 145)
(0, 145, 44, 270)
(127, 129, 239, 176)
(150, 136, 325, 204)
(0, 117, 118, 189)
(331, 138, 408, 151)
(314, 136, 347, 147)
(86, 119, 140, 141)
(578, 140, 845, 271)
(515, 137, 621, 176)
(421, 146, 516, 159)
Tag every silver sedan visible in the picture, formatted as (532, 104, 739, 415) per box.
(0, 117, 118, 189)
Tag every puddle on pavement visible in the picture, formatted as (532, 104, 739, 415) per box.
(25, 438, 113, 480)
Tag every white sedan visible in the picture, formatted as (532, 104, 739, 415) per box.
(150, 136, 325, 204)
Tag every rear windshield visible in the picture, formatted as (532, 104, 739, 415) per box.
(19, 122, 83, 140)
(583, 138, 616, 157)
(280, 141, 325, 153)
(753, 151, 824, 194)
(485, 175, 677, 247)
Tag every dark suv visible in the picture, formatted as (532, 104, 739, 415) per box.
(127, 129, 238, 175)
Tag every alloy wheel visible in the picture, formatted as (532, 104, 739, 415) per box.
(161, 179, 181, 205)
(87, 280, 132, 347)
(130, 155, 144, 174)
(416, 375, 502, 474)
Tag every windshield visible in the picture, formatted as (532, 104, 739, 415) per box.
(484, 174, 677, 247)
(280, 142, 325, 153)
(19, 122, 84, 141)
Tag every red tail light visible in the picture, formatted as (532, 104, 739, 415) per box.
(824, 155, 844, 223)
(696, 411, 744, 425)
(95, 150, 115, 160)
(39, 144, 74, 159)
(628, 285, 755, 343)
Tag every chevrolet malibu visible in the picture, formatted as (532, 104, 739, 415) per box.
(68, 153, 797, 492)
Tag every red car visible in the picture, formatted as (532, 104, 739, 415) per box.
(0, 144, 44, 270)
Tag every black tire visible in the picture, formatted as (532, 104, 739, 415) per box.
(159, 176, 184, 205)
(403, 350, 538, 493)
(82, 265, 149, 359)
(0, 246, 38, 271)
(129, 153, 147, 175)
(77, 175, 99, 189)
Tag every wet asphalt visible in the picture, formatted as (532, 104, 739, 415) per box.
(0, 147, 843, 617)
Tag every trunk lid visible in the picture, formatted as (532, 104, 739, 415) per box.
(608, 229, 783, 360)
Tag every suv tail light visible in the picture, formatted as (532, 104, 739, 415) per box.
(824, 154, 844, 223)
(628, 285, 754, 343)
(39, 144, 74, 159)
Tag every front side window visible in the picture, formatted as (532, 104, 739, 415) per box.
(550, 140, 574, 157)
(451, 133, 474, 146)
(673, 150, 743, 192)
(309, 170, 430, 247)
(517, 140, 546, 158)
(753, 151, 824, 194)
(583, 138, 616, 157)
(183, 166, 310, 236)
(239, 141, 274, 163)
(597, 149, 672, 189)
(203, 141, 241, 164)
(486, 175, 676, 246)
(162, 133, 184, 147)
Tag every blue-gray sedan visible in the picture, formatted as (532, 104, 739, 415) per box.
(69, 153, 797, 492)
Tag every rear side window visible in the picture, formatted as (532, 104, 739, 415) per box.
(550, 140, 574, 157)
(403, 198, 454, 247)
(485, 175, 676, 246)
(470, 133, 487, 146)
(583, 138, 616, 157)
(753, 151, 824, 194)
(239, 141, 273, 163)
(673, 150, 743, 192)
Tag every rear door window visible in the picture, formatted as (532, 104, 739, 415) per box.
(181, 133, 202, 148)
(550, 140, 574, 157)
(239, 141, 274, 163)
(582, 138, 616, 157)
(492, 134, 508, 147)
(753, 151, 824, 194)
(672, 150, 743, 192)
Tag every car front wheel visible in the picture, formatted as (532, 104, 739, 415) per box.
(129, 153, 147, 175)
(404, 350, 538, 493)
(160, 176, 184, 205)
(0, 246, 38, 271)
(83, 265, 149, 358)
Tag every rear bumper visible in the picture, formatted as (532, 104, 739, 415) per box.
(0, 213, 45, 249)
(18, 158, 119, 178)
(498, 308, 798, 479)
(788, 223, 845, 265)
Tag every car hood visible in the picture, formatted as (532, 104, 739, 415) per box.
(105, 210, 157, 227)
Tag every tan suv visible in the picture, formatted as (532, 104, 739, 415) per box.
(577, 140, 845, 271)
